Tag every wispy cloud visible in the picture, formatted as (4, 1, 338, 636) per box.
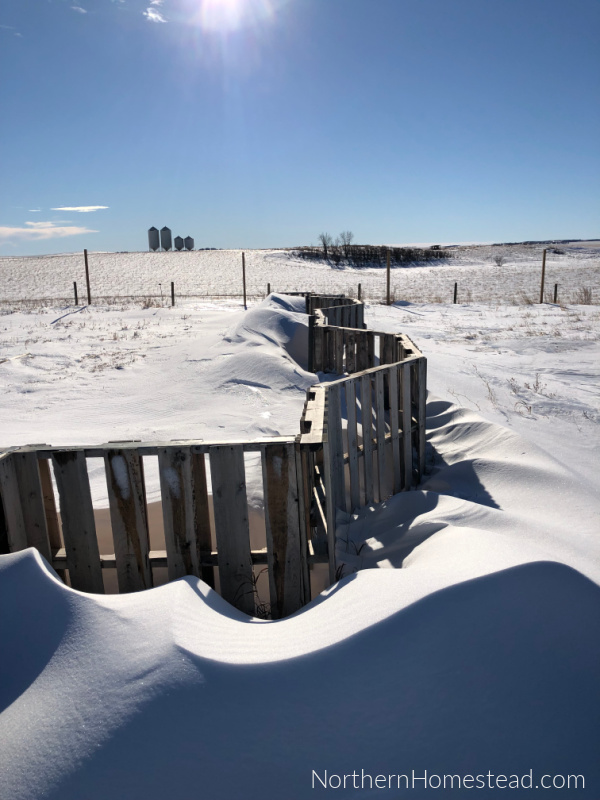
(28, 208, 42, 213)
(51, 205, 109, 213)
(0, 221, 97, 243)
(0, 23, 22, 37)
(144, 0, 167, 23)
(71, 6, 88, 13)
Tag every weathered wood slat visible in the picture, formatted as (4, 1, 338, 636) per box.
(158, 446, 197, 581)
(382, 334, 395, 366)
(0, 453, 27, 552)
(295, 443, 311, 604)
(346, 331, 356, 374)
(38, 459, 62, 553)
(367, 331, 375, 368)
(327, 383, 346, 514)
(356, 332, 368, 372)
(375, 370, 387, 502)
(402, 362, 413, 490)
(326, 327, 335, 373)
(417, 357, 427, 479)
(191, 451, 214, 588)
(51, 451, 104, 593)
(313, 322, 324, 372)
(12, 450, 52, 561)
(262, 442, 304, 618)
(105, 449, 152, 592)
(334, 328, 344, 373)
(345, 380, 360, 511)
(360, 375, 374, 505)
(388, 366, 401, 494)
(209, 445, 255, 615)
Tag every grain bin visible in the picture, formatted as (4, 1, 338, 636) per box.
(148, 227, 159, 251)
(160, 226, 172, 251)
(184, 236, 194, 250)
(174, 236, 184, 251)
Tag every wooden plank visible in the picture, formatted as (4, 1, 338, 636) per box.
(326, 327, 335, 373)
(360, 374, 374, 505)
(295, 444, 311, 605)
(375, 370, 387, 502)
(322, 433, 337, 585)
(158, 446, 196, 581)
(38, 459, 62, 552)
(262, 443, 304, 618)
(105, 449, 152, 592)
(417, 357, 427, 480)
(357, 303, 365, 329)
(402, 362, 413, 490)
(345, 380, 360, 511)
(346, 331, 356, 374)
(313, 323, 324, 372)
(307, 314, 315, 373)
(12, 450, 52, 561)
(333, 306, 342, 327)
(0, 454, 27, 552)
(356, 331, 368, 372)
(209, 445, 254, 615)
(191, 451, 214, 588)
(382, 334, 395, 366)
(367, 331, 375, 368)
(388, 366, 401, 494)
(336, 327, 345, 374)
(51, 451, 104, 593)
(327, 383, 346, 514)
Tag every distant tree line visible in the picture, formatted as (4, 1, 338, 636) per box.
(294, 232, 450, 268)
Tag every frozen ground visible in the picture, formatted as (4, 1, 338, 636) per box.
(1, 240, 599, 304)
(1, 255, 599, 798)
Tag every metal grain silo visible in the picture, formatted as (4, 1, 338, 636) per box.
(184, 236, 194, 251)
(148, 227, 159, 251)
(160, 226, 172, 251)
(174, 236, 184, 251)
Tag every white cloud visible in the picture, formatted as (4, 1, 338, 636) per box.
(71, 6, 88, 13)
(28, 208, 42, 213)
(0, 221, 97, 243)
(51, 205, 109, 213)
(143, 3, 167, 23)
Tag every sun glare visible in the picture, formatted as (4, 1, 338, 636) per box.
(196, 0, 276, 33)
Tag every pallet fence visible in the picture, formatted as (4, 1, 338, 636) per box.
(0, 293, 427, 616)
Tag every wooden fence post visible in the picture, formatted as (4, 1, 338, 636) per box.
(453, 282, 457, 304)
(73, 281, 78, 306)
(171, 281, 175, 307)
(358, 283, 362, 302)
(539, 248, 547, 304)
(267, 282, 271, 296)
(554, 283, 558, 303)
(84, 249, 91, 305)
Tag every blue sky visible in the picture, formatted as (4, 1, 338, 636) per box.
(1, 0, 599, 255)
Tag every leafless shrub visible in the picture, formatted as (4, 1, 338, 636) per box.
(141, 296, 161, 309)
(574, 287, 593, 304)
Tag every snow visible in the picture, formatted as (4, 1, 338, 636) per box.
(1, 240, 599, 304)
(1, 245, 599, 798)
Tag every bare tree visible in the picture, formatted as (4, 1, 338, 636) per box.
(318, 232, 333, 258)
(339, 230, 354, 257)
(493, 254, 506, 267)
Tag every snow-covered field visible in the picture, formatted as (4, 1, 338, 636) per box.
(1, 240, 599, 304)
(1, 246, 599, 799)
